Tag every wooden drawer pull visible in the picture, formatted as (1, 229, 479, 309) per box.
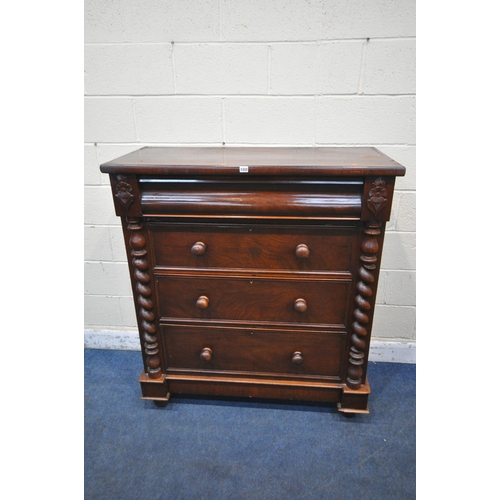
(292, 351, 304, 365)
(200, 347, 212, 362)
(293, 298, 307, 313)
(191, 241, 206, 256)
(196, 295, 210, 309)
(295, 243, 310, 258)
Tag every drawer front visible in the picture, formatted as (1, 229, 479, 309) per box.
(149, 222, 355, 272)
(162, 324, 345, 377)
(141, 179, 362, 217)
(156, 275, 350, 326)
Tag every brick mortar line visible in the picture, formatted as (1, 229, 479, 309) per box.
(131, 99, 139, 141)
(84, 260, 129, 265)
(84, 224, 122, 228)
(116, 0, 126, 40)
(84, 94, 416, 98)
(373, 304, 416, 308)
(313, 95, 317, 146)
(84, 37, 416, 46)
(85, 142, 416, 147)
(357, 39, 368, 94)
(171, 41, 177, 94)
(379, 269, 416, 273)
(218, 0, 222, 42)
(84, 326, 137, 330)
(267, 45, 272, 94)
(384, 230, 416, 234)
(221, 98, 226, 143)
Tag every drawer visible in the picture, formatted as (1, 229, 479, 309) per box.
(162, 324, 345, 378)
(149, 222, 355, 272)
(156, 275, 350, 326)
(140, 178, 363, 217)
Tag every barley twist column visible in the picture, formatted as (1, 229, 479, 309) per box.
(347, 221, 381, 390)
(127, 217, 162, 379)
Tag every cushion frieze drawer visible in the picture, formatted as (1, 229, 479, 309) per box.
(140, 179, 363, 217)
(149, 222, 356, 272)
(156, 274, 350, 326)
(162, 324, 346, 378)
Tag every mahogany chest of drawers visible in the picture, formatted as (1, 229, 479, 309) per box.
(100, 146, 405, 414)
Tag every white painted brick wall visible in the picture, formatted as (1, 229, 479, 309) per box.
(84, 0, 125, 43)
(220, 0, 324, 42)
(84, 0, 416, 349)
(84, 98, 136, 142)
(85, 44, 174, 95)
(134, 97, 223, 142)
(224, 97, 316, 144)
(84, 262, 133, 296)
(321, 0, 416, 39)
(270, 42, 365, 94)
(315, 96, 415, 144)
(174, 44, 268, 94)
(121, 0, 220, 42)
(362, 39, 416, 94)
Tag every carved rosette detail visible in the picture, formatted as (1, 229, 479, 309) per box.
(367, 178, 388, 216)
(115, 175, 135, 210)
(347, 221, 381, 390)
(127, 218, 162, 379)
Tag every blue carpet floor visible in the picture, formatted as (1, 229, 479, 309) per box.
(84, 349, 415, 500)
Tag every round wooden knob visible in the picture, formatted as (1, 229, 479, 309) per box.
(295, 244, 310, 258)
(196, 295, 209, 309)
(200, 347, 212, 362)
(191, 241, 206, 256)
(292, 351, 304, 365)
(294, 298, 307, 313)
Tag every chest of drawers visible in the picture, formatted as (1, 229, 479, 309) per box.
(100, 146, 405, 415)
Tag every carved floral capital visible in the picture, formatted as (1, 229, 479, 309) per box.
(114, 175, 135, 209)
(366, 178, 388, 215)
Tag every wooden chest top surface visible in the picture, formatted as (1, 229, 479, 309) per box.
(100, 146, 406, 177)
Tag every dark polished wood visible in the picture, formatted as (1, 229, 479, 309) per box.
(156, 274, 350, 325)
(100, 146, 405, 177)
(140, 180, 363, 217)
(163, 325, 344, 377)
(101, 146, 405, 414)
(149, 222, 356, 272)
